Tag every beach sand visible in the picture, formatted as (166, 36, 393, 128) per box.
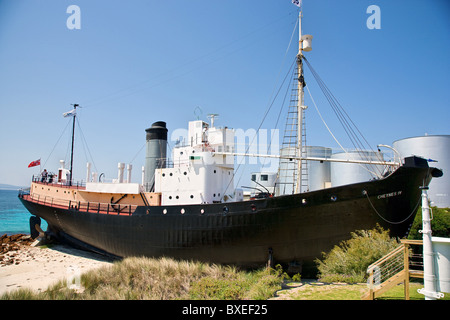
(0, 241, 113, 295)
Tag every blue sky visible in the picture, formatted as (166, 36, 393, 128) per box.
(0, 0, 449, 187)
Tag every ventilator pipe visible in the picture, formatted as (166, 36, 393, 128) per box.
(127, 164, 132, 183)
(86, 162, 91, 183)
(118, 162, 125, 183)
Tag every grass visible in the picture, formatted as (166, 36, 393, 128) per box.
(274, 280, 448, 300)
(0, 256, 284, 300)
(2, 256, 448, 300)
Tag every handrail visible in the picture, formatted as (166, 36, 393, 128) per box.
(32, 177, 86, 189)
(367, 245, 404, 271)
(21, 192, 137, 216)
(364, 241, 424, 300)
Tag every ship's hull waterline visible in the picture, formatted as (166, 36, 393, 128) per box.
(19, 162, 436, 269)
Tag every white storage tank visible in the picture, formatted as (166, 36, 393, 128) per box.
(306, 146, 332, 191)
(330, 151, 385, 187)
(393, 135, 449, 208)
(277, 147, 297, 195)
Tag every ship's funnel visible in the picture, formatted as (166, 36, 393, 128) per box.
(144, 121, 168, 191)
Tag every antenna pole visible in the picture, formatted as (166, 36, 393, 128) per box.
(69, 104, 78, 186)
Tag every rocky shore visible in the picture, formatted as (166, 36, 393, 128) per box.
(0, 234, 35, 266)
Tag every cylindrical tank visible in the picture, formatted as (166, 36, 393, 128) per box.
(330, 151, 384, 187)
(277, 147, 297, 196)
(393, 135, 449, 208)
(306, 146, 332, 191)
(144, 121, 168, 191)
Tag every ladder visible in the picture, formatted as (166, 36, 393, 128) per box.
(277, 69, 308, 195)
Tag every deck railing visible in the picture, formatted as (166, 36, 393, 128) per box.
(19, 192, 137, 216)
(32, 176, 86, 189)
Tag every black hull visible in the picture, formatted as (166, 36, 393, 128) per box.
(19, 163, 436, 270)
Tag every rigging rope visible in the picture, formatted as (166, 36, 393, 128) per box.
(302, 56, 384, 178)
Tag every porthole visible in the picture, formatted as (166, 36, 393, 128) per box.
(146, 209, 150, 214)
(176, 195, 179, 199)
(181, 208, 185, 214)
(169, 196, 172, 200)
(223, 206, 229, 214)
(330, 195, 337, 202)
(170, 173, 173, 176)
(162, 173, 165, 177)
(200, 209, 205, 215)
(251, 204, 257, 212)
(302, 199, 307, 204)
(163, 209, 167, 214)
(190, 195, 194, 199)
(184, 172, 187, 175)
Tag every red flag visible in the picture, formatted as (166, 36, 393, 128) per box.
(28, 159, 41, 168)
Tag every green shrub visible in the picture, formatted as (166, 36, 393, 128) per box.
(408, 206, 450, 240)
(1, 257, 283, 300)
(315, 225, 399, 283)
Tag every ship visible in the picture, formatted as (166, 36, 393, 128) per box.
(19, 4, 443, 273)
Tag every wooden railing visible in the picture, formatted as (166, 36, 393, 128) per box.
(363, 239, 424, 300)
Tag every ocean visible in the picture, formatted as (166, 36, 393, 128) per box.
(0, 189, 47, 235)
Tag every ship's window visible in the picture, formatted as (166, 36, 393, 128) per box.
(213, 193, 216, 197)
(163, 209, 167, 214)
(170, 173, 173, 176)
(330, 195, 337, 202)
(200, 209, 205, 215)
(251, 174, 256, 181)
(261, 174, 268, 181)
(176, 195, 179, 199)
(169, 196, 172, 199)
(190, 195, 194, 199)
(184, 171, 187, 175)
(162, 173, 165, 177)
(214, 170, 216, 173)
(302, 199, 307, 204)
(181, 208, 185, 214)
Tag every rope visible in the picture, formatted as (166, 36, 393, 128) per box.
(364, 190, 421, 225)
(302, 57, 384, 178)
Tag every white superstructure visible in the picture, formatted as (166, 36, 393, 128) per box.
(154, 119, 243, 205)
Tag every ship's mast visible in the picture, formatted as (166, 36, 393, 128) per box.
(69, 103, 79, 186)
(296, 9, 306, 193)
